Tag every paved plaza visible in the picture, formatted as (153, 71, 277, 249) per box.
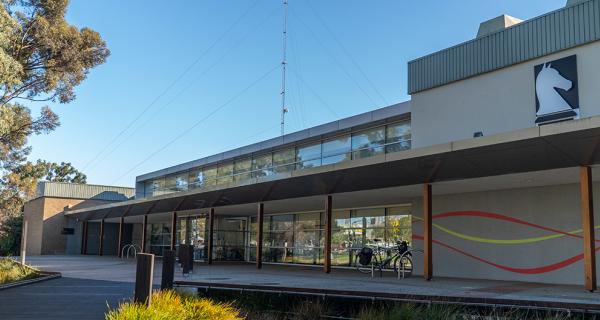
(0, 255, 599, 319)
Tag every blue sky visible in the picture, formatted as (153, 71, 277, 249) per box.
(26, 0, 566, 187)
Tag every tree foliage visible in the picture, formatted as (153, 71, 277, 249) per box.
(0, 0, 107, 253)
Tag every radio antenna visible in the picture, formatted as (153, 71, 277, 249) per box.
(280, 0, 289, 136)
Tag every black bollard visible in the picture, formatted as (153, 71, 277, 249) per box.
(187, 245, 194, 273)
(134, 253, 154, 306)
(181, 244, 191, 275)
(161, 250, 175, 290)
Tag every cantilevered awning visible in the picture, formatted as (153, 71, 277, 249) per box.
(66, 116, 600, 221)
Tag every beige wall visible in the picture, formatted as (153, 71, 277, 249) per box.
(23, 197, 113, 255)
(411, 41, 600, 148)
(410, 182, 600, 285)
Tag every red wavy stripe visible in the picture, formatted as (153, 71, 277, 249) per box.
(413, 235, 600, 274)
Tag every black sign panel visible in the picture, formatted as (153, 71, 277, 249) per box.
(534, 55, 579, 124)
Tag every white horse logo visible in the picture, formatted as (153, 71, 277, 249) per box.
(535, 63, 573, 116)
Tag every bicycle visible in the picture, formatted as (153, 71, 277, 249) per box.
(354, 239, 414, 278)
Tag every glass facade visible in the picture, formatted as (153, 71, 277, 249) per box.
(142, 120, 411, 198)
(146, 223, 172, 257)
(170, 205, 410, 266)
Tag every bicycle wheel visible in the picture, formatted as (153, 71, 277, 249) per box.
(354, 253, 373, 274)
(393, 254, 413, 278)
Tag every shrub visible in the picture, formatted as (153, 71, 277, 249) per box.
(105, 290, 242, 320)
(0, 258, 39, 285)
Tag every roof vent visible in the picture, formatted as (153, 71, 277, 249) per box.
(476, 14, 523, 38)
(566, 0, 589, 7)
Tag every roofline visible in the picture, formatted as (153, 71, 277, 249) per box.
(69, 113, 600, 218)
(135, 101, 411, 183)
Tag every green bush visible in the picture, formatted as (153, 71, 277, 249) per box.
(105, 290, 242, 320)
(0, 258, 39, 285)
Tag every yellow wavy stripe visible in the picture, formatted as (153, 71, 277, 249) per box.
(412, 216, 600, 245)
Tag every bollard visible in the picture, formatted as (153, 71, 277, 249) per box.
(161, 250, 175, 290)
(134, 253, 154, 306)
(181, 244, 190, 275)
(187, 245, 194, 273)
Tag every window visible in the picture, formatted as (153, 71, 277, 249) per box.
(386, 121, 411, 153)
(203, 166, 218, 187)
(322, 135, 351, 165)
(293, 212, 323, 264)
(147, 178, 165, 196)
(252, 153, 273, 178)
(264, 214, 294, 263)
(385, 206, 412, 243)
(272, 148, 295, 174)
(216, 162, 234, 185)
(166, 173, 188, 191)
(352, 127, 385, 159)
(296, 142, 322, 170)
(233, 158, 252, 182)
(188, 170, 202, 189)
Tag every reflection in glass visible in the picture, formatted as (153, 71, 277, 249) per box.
(147, 222, 171, 257)
(322, 135, 351, 165)
(352, 127, 385, 159)
(140, 121, 412, 197)
(296, 143, 322, 170)
(386, 121, 412, 153)
(216, 162, 233, 185)
(234, 158, 252, 182)
(273, 148, 295, 174)
(252, 153, 273, 178)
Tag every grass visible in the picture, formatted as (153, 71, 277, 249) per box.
(0, 258, 40, 285)
(105, 290, 242, 320)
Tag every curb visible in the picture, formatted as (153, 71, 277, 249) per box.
(0, 272, 61, 291)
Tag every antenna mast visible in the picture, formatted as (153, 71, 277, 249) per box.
(280, 0, 289, 136)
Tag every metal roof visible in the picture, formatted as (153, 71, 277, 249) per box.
(35, 182, 134, 201)
(408, 0, 600, 94)
(67, 114, 600, 221)
(136, 101, 411, 183)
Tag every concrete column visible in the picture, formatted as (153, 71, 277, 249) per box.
(324, 195, 332, 273)
(99, 219, 105, 256)
(170, 212, 177, 251)
(141, 214, 148, 253)
(207, 208, 215, 265)
(580, 166, 597, 291)
(118, 217, 125, 258)
(423, 183, 433, 281)
(257, 203, 264, 269)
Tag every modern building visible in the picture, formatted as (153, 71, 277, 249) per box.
(47, 0, 600, 290)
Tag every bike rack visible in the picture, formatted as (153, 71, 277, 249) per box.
(397, 249, 423, 280)
(121, 244, 141, 259)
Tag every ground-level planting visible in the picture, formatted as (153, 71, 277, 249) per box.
(105, 290, 241, 320)
(0, 258, 41, 285)
(106, 289, 590, 320)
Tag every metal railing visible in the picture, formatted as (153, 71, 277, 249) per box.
(121, 244, 142, 259)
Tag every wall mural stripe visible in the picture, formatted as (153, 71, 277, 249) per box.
(413, 234, 600, 274)
(413, 213, 600, 244)
(412, 210, 600, 274)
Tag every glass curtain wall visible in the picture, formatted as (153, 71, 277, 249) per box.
(177, 216, 207, 261)
(147, 223, 172, 257)
(143, 120, 411, 198)
(248, 205, 409, 266)
(213, 218, 248, 261)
